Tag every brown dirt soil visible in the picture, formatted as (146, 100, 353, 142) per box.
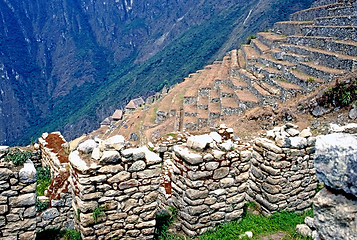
(46, 133, 68, 163)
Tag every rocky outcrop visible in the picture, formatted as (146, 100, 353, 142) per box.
(313, 188, 357, 240)
(314, 133, 357, 196)
(311, 126, 357, 240)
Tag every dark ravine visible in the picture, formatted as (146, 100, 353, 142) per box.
(0, 0, 314, 145)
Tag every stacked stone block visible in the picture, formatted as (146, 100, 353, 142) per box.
(36, 192, 74, 231)
(68, 135, 162, 240)
(0, 147, 37, 240)
(248, 124, 318, 215)
(171, 128, 250, 237)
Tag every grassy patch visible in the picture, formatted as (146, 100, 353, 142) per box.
(160, 208, 313, 240)
(36, 167, 52, 196)
(36, 229, 81, 240)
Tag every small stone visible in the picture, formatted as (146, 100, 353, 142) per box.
(245, 231, 253, 238)
(220, 139, 233, 151)
(173, 146, 203, 165)
(286, 128, 300, 137)
(108, 171, 130, 183)
(209, 132, 222, 143)
(212, 149, 225, 160)
(144, 147, 162, 165)
(128, 160, 146, 172)
(205, 162, 219, 171)
(104, 135, 125, 150)
(187, 134, 213, 151)
(203, 153, 214, 161)
(349, 106, 357, 120)
(304, 216, 314, 229)
(78, 139, 97, 154)
(91, 147, 102, 160)
(19, 160, 37, 183)
(299, 128, 312, 138)
(0, 168, 12, 181)
(41, 208, 60, 221)
(100, 151, 121, 164)
(296, 224, 312, 237)
(69, 151, 89, 173)
(289, 137, 307, 149)
(9, 193, 36, 207)
(255, 138, 282, 154)
(213, 167, 229, 179)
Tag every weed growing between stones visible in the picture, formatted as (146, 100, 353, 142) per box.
(321, 78, 357, 107)
(36, 200, 49, 212)
(155, 206, 178, 239)
(4, 148, 31, 166)
(36, 167, 52, 196)
(93, 206, 104, 223)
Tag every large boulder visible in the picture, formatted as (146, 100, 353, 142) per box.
(313, 188, 357, 240)
(314, 133, 357, 197)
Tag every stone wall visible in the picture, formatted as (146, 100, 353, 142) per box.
(0, 147, 37, 240)
(248, 124, 317, 215)
(170, 127, 250, 237)
(68, 135, 162, 240)
(37, 132, 74, 232)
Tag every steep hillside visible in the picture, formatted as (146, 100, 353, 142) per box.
(0, 0, 314, 145)
(91, 0, 357, 145)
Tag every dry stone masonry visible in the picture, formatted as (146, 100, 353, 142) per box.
(68, 135, 162, 240)
(170, 126, 250, 236)
(248, 124, 318, 215)
(0, 147, 37, 240)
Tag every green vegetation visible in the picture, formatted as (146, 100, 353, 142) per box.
(36, 167, 52, 196)
(155, 206, 178, 239)
(245, 35, 257, 44)
(36, 200, 49, 212)
(13, 0, 315, 146)
(165, 133, 178, 138)
(306, 77, 315, 83)
(158, 203, 313, 240)
(4, 148, 31, 166)
(322, 78, 357, 107)
(36, 228, 81, 240)
(93, 206, 104, 223)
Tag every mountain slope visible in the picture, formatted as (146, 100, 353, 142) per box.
(0, 0, 314, 145)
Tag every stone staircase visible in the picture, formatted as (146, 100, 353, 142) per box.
(155, 0, 357, 132)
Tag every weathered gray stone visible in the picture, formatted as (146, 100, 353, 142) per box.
(144, 147, 162, 165)
(299, 128, 312, 138)
(220, 178, 234, 188)
(286, 128, 300, 137)
(137, 168, 161, 179)
(313, 188, 357, 240)
(213, 167, 229, 179)
(296, 224, 312, 237)
(349, 106, 357, 120)
(0, 146, 9, 158)
(119, 179, 139, 190)
(98, 164, 124, 174)
(209, 132, 222, 143)
(304, 216, 314, 229)
(69, 151, 89, 173)
(212, 150, 225, 160)
(103, 135, 125, 150)
(41, 208, 60, 220)
(128, 160, 146, 172)
(173, 145, 203, 165)
(255, 138, 282, 154)
(187, 134, 213, 150)
(100, 151, 121, 164)
(0, 168, 12, 181)
(205, 162, 219, 171)
(186, 189, 208, 200)
(275, 137, 291, 148)
(24, 206, 36, 217)
(91, 147, 102, 160)
(290, 137, 307, 149)
(108, 171, 130, 183)
(9, 193, 36, 207)
(78, 139, 97, 154)
(314, 133, 357, 197)
(220, 139, 233, 151)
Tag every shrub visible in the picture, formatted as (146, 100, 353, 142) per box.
(93, 206, 103, 223)
(36, 167, 52, 196)
(4, 148, 31, 166)
(36, 200, 49, 212)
